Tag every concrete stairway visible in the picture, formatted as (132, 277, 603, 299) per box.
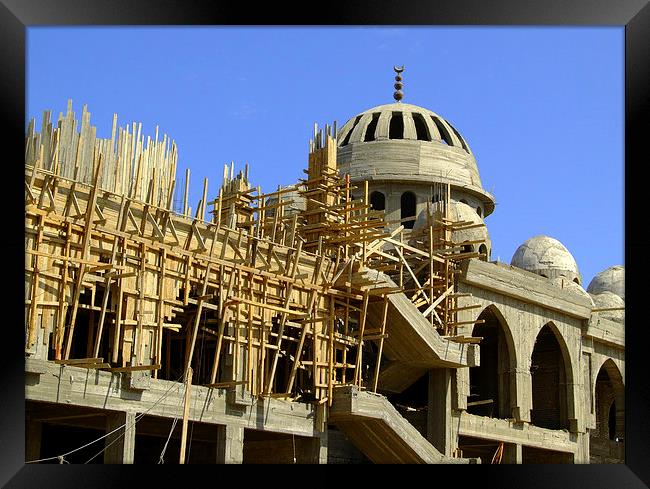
(347, 269, 479, 392)
(330, 385, 474, 464)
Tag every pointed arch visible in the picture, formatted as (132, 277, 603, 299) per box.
(590, 358, 625, 456)
(468, 304, 517, 419)
(529, 322, 574, 430)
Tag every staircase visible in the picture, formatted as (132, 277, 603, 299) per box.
(330, 385, 476, 464)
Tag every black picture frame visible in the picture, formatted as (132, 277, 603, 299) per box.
(2, 1, 648, 487)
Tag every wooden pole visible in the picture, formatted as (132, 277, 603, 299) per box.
(179, 366, 193, 464)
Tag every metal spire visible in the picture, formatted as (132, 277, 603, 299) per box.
(393, 65, 404, 102)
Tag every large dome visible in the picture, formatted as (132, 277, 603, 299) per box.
(335, 103, 496, 216)
(587, 265, 624, 300)
(511, 235, 581, 284)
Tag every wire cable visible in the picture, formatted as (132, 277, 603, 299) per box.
(26, 371, 184, 464)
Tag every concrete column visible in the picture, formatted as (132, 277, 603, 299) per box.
(502, 443, 522, 464)
(216, 424, 244, 464)
(513, 369, 532, 422)
(427, 368, 452, 456)
(25, 420, 42, 462)
(573, 432, 590, 464)
(308, 432, 328, 464)
(104, 411, 136, 464)
(312, 404, 328, 464)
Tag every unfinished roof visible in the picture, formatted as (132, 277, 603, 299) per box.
(587, 265, 625, 301)
(335, 102, 496, 217)
(511, 235, 581, 283)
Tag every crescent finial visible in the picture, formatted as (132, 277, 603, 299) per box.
(393, 65, 405, 73)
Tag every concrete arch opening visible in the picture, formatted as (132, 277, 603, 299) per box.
(530, 324, 570, 430)
(370, 191, 385, 211)
(590, 359, 625, 463)
(468, 306, 515, 419)
(401, 192, 416, 229)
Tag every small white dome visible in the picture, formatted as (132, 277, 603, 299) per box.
(587, 265, 624, 301)
(265, 184, 306, 217)
(511, 235, 581, 284)
(591, 291, 625, 323)
(412, 200, 490, 259)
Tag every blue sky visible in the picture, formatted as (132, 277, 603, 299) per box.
(26, 26, 624, 287)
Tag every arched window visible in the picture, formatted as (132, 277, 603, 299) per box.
(363, 113, 380, 142)
(389, 112, 405, 139)
(431, 116, 453, 145)
(468, 306, 514, 419)
(530, 324, 569, 430)
(592, 359, 624, 461)
(573, 277, 581, 285)
(448, 122, 469, 152)
(412, 113, 431, 141)
(401, 192, 416, 229)
(340, 116, 361, 146)
(476, 206, 483, 217)
(479, 244, 488, 261)
(370, 191, 385, 211)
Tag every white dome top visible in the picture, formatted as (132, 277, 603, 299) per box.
(511, 235, 581, 283)
(587, 265, 624, 300)
(590, 291, 625, 323)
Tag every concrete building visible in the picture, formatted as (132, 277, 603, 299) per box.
(24, 71, 624, 464)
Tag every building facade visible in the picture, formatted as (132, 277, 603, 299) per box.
(24, 81, 624, 464)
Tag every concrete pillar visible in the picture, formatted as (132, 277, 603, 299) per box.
(502, 443, 522, 464)
(216, 424, 244, 464)
(427, 368, 452, 456)
(312, 404, 328, 464)
(25, 420, 42, 462)
(573, 432, 590, 464)
(308, 432, 328, 464)
(513, 369, 532, 422)
(104, 411, 136, 464)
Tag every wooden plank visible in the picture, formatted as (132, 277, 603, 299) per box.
(54, 357, 103, 365)
(63, 152, 104, 360)
(179, 367, 193, 465)
(104, 364, 161, 372)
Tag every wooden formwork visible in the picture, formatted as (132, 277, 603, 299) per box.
(24, 104, 486, 410)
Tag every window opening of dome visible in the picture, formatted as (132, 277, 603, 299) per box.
(370, 191, 385, 211)
(573, 277, 580, 285)
(479, 244, 488, 261)
(462, 244, 473, 253)
(401, 191, 416, 229)
(412, 112, 431, 141)
(477, 206, 483, 217)
(431, 116, 453, 145)
(363, 113, 380, 142)
(448, 122, 469, 152)
(340, 116, 362, 146)
(389, 112, 405, 139)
